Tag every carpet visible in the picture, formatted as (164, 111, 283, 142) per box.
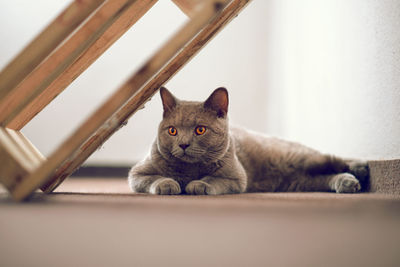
(1, 178, 399, 267)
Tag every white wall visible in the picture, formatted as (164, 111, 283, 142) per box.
(0, 0, 399, 165)
(264, 0, 400, 160)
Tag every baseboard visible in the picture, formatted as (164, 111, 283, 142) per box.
(71, 165, 132, 178)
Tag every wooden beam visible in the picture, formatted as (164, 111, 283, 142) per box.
(42, 0, 251, 193)
(0, 0, 105, 103)
(172, 0, 204, 17)
(12, 0, 233, 201)
(0, 0, 156, 128)
(4, 0, 157, 130)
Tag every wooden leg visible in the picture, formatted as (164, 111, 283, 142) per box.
(0, 0, 105, 103)
(0, 128, 45, 194)
(172, 0, 204, 17)
(0, 0, 157, 129)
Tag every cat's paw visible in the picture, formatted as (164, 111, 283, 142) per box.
(334, 173, 361, 193)
(348, 161, 369, 183)
(185, 180, 216, 195)
(149, 178, 181, 195)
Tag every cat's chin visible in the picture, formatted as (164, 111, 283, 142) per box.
(174, 153, 201, 163)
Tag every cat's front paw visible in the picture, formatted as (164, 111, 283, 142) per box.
(149, 178, 181, 195)
(185, 180, 216, 195)
(334, 173, 361, 193)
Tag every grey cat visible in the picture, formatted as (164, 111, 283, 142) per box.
(128, 87, 369, 195)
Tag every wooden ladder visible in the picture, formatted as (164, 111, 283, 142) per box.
(0, 0, 251, 201)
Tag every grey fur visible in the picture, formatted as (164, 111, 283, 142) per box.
(128, 87, 369, 195)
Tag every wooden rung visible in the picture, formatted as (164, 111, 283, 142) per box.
(11, 0, 232, 201)
(0, 0, 105, 103)
(0, 127, 45, 193)
(42, 0, 251, 193)
(172, 0, 204, 17)
(0, 0, 157, 129)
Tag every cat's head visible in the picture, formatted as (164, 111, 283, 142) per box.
(157, 87, 230, 164)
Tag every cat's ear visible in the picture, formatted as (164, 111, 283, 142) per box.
(160, 87, 178, 116)
(204, 87, 229, 118)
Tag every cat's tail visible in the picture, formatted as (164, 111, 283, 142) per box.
(304, 154, 349, 174)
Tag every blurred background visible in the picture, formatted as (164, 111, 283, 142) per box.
(0, 0, 399, 167)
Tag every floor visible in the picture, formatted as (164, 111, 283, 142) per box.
(1, 178, 400, 267)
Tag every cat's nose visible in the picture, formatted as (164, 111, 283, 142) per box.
(179, 144, 190, 150)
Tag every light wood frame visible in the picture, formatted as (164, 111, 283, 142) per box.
(0, 0, 251, 201)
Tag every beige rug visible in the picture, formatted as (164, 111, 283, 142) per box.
(1, 178, 399, 267)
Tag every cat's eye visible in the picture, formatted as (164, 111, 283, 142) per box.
(168, 126, 177, 136)
(195, 126, 206, 135)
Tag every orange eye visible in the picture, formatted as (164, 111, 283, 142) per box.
(195, 126, 206, 135)
(168, 126, 177, 136)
